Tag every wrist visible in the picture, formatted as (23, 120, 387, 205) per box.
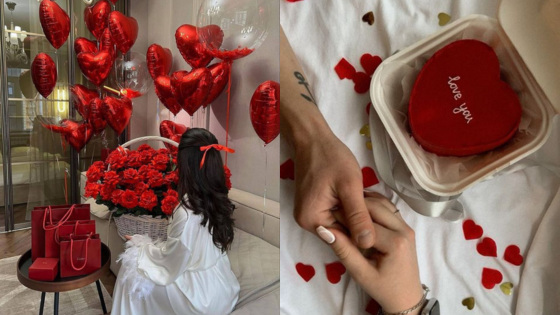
(380, 284, 427, 315)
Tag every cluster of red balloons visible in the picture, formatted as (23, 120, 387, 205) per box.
(149, 24, 230, 117)
(36, 0, 138, 151)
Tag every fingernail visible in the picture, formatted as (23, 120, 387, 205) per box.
(358, 229, 373, 247)
(316, 226, 335, 244)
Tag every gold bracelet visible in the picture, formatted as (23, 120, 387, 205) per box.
(381, 284, 429, 315)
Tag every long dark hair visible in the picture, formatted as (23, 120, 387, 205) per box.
(177, 128, 234, 252)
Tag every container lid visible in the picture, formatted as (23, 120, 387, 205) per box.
(499, 0, 560, 113)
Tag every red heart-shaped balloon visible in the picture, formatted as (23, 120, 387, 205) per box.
(409, 40, 522, 156)
(204, 61, 231, 107)
(77, 51, 114, 86)
(171, 68, 212, 116)
(108, 11, 138, 54)
(462, 219, 483, 240)
(102, 96, 132, 134)
(481, 267, 503, 290)
(85, 98, 107, 134)
(74, 37, 97, 55)
(154, 75, 182, 116)
(175, 24, 221, 69)
(39, 0, 70, 49)
(147, 44, 173, 80)
(99, 28, 116, 61)
(476, 237, 497, 257)
(325, 262, 346, 284)
(84, 0, 111, 40)
(46, 119, 93, 152)
(250, 81, 280, 145)
(70, 84, 98, 119)
(31, 53, 57, 98)
(159, 120, 188, 151)
(504, 245, 524, 266)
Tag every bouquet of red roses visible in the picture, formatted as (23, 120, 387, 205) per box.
(84, 144, 180, 218)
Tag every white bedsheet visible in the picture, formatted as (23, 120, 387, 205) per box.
(280, 1, 560, 314)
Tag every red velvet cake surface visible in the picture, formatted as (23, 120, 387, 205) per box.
(409, 39, 522, 157)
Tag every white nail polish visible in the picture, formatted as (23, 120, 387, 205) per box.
(316, 226, 335, 244)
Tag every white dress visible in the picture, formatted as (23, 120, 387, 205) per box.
(112, 204, 240, 315)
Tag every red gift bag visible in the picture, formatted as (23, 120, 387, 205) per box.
(45, 220, 96, 258)
(31, 204, 90, 261)
(59, 233, 101, 278)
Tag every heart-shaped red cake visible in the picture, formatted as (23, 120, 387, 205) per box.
(409, 40, 522, 156)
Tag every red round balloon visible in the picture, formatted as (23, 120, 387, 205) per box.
(77, 51, 114, 86)
(39, 0, 70, 49)
(159, 120, 188, 151)
(250, 81, 280, 145)
(171, 68, 212, 116)
(85, 98, 107, 134)
(175, 24, 222, 69)
(31, 53, 57, 98)
(102, 96, 133, 135)
(154, 75, 182, 116)
(74, 37, 97, 55)
(45, 119, 94, 152)
(147, 44, 173, 80)
(84, 0, 111, 40)
(108, 11, 138, 54)
(70, 84, 98, 119)
(204, 61, 231, 107)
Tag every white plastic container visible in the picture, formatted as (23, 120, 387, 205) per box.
(369, 0, 560, 197)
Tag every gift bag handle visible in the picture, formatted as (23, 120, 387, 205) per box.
(54, 220, 82, 245)
(69, 232, 91, 271)
(43, 205, 75, 231)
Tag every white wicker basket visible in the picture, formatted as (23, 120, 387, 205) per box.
(110, 136, 179, 241)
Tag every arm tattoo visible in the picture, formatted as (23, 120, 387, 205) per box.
(294, 71, 317, 105)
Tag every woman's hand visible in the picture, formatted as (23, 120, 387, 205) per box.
(124, 235, 132, 241)
(317, 192, 424, 314)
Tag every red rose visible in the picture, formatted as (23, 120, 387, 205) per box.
(106, 151, 127, 169)
(111, 189, 124, 205)
(120, 189, 138, 209)
(100, 184, 114, 201)
(139, 190, 158, 211)
(84, 182, 102, 198)
(161, 195, 179, 215)
(134, 182, 148, 195)
(138, 145, 156, 163)
(147, 170, 165, 188)
(164, 171, 179, 186)
(224, 165, 232, 190)
(86, 164, 104, 183)
(152, 154, 170, 171)
(138, 165, 152, 181)
(156, 148, 170, 155)
(164, 188, 179, 199)
(103, 170, 119, 187)
(121, 168, 140, 185)
(127, 151, 143, 168)
(137, 144, 153, 152)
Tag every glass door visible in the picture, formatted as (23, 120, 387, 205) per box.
(1, 0, 126, 232)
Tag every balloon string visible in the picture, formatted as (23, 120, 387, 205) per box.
(64, 169, 68, 204)
(225, 61, 233, 166)
(262, 145, 267, 239)
(157, 99, 160, 126)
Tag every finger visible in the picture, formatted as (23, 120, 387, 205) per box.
(337, 182, 376, 248)
(317, 226, 378, 287)
(331, 210, 395, 253)
(364, 198, 408, 231)
(294, 184, 339, 233)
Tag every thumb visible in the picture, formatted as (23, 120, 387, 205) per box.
(316, 226, 377, 281)
(337, 183, 376, 248)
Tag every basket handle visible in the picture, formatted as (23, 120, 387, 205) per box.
(120, 136, 179, 149)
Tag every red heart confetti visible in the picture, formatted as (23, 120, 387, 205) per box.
(360, 54, 382, 76)
(325, 262, 346, 284)
(286, 0, 303, 2)
(280, 159, 295, 180)
(295, 263, 315, 282)
(334, 58, 356, 80)
(477, 237, 497, 257)
(366, 102, 371, 116)
(366, 299, 381, 314)
(481, 267, 503, 289)
(462, 219, 483, 240)
(362, 167, 379, 188)
(504, 245, 524, 266)
(352, 71, 371, 94)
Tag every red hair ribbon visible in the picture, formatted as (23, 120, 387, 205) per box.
(200, 144, 235, 169)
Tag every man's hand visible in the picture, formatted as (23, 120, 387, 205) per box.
(293, 134, 376, 248)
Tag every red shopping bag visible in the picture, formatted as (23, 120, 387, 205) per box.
(59, 233, 101, 278)
(45, 220, 96, 258)
(31, 204, 90, 261)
